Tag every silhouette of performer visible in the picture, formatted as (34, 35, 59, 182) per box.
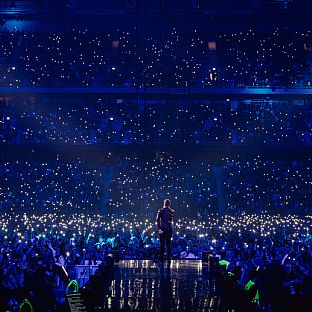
(156, 199, 174, 261)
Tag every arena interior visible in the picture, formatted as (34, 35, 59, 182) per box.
(0, 1, 311, 311)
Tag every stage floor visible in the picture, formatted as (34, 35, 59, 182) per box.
(101, 260, 221, 311)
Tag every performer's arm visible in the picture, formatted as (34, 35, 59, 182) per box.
(156, 210, 161, 231)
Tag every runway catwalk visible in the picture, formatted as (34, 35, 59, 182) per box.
(102, 260, 221, 311)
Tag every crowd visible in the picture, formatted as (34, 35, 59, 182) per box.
(0, 15, 311, 312)
(223, 157, 312, 215)
(1, 98, 311, 145)
(218, 29, 312, 87)
(0, 212, 311, 310)
(0, 157, 311, 216)
(0, 157, 218, 217)
(0, 27, 312, 88)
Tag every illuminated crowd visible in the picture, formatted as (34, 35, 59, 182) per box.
(223, 157, 312, 215)
(0, 8, 312, 310)
(0, 212, 311, 263)
(0, 157, 311, 216)
(1, 28, 312, 88)
(1, 98, 311, 145)
(0, 212, 311, 310)
(218, 29, 312, 87)
(0, 157, 218, 216)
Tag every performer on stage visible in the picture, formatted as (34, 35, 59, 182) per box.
(156, 199, 174, 261)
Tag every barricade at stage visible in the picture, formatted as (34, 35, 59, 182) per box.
(75, 265, 99, 288)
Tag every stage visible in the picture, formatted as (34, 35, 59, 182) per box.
(98, 260, 221, 311)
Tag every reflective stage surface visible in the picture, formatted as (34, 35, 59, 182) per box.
(102, 260, 220, 311)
